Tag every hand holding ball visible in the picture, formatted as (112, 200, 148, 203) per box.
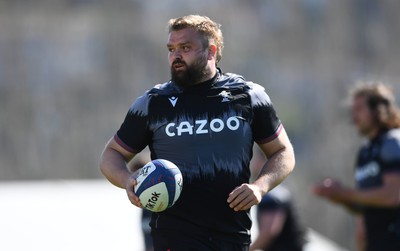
(134, 159, 183, 212)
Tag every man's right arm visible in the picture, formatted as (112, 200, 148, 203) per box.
(99, 137, 142, 207)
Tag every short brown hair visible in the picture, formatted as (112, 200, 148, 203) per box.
(168, 15, 224, 63)
(351, 81, 400, 129)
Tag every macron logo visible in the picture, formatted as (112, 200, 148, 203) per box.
(168, 96, 178, 107)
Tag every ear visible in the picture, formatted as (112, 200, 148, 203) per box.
(207, 44, 217, 60)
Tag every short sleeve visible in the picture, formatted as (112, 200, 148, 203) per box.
(380, 134, 400, 173)
(248, 83, 282, 143)
(115, 92, 152, 153)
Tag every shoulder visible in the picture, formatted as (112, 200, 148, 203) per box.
(380, 129, 400, 162)
(217, 72, 272, 107)
(384, 128, 400, 140)
(128, 81, 180, 116)
(148, 81, 181, 95)
(216, 72, 247, 87)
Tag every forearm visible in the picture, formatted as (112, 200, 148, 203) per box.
(338, 187, 400, 208)
(227, 130, 295, 211)
(100, 147, 132, 189)
(253, 146, 295, 196)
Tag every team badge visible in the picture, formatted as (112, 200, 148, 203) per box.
(219, 90, 232, 102)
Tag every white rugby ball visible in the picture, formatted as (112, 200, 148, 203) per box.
(134, 159, 183, 212)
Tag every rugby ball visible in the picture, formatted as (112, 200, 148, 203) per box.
(134, 159, 183, 212)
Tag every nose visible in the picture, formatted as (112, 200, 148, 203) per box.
(170, 48, 182, 60)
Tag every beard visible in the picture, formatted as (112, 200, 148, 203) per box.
(355, 120, 378, 137)
(170, 54, 210, 88)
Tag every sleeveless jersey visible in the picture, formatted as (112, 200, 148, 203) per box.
(355, 128, 400, 251)
(115, 70, 282, 244)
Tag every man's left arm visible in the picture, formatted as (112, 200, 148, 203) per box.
(227, 127, 295, 211)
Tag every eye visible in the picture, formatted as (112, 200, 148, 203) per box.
(167, 47, 175, 53)
(182, 45, 190, 52)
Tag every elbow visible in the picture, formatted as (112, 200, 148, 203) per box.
(381, 186, 400, 207)
(275, 143, 295, 175)
(99, 154, 108, 178)
(287, 144, 296, 172)
(372, 190, 400, 208)
(387, 194, 400, 208)
(291, 147, 296, 168)
(99, 144, 110, 177)
(99, 146, 115, 178)
(99, 161, 106, 176)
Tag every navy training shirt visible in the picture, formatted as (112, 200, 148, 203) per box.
(115, 70, 282, 244)
(355, 128, 400, 251)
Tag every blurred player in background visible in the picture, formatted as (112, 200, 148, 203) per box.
(312, 82, 400, 251)
(100, 14, 295, 251)
(250, 185, 306, 251)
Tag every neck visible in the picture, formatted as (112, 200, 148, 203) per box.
(366, 126, 380, 140)
(198, 64, 217, 84)
(209, 64, 217, 78)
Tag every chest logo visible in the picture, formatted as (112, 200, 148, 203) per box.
(219, 91, 232, 102)
(168, 96, 178, 107)
(355, 161, 380, 182)
(165, 116, 241, 137)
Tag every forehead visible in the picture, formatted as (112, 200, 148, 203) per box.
(167, 28, 203, 45)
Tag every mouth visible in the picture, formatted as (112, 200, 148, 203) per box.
(172, 61, 186, 70)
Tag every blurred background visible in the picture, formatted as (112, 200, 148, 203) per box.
(1, 0, 400, 250)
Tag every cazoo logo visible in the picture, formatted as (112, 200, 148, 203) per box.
(165, 116, 241, 137)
